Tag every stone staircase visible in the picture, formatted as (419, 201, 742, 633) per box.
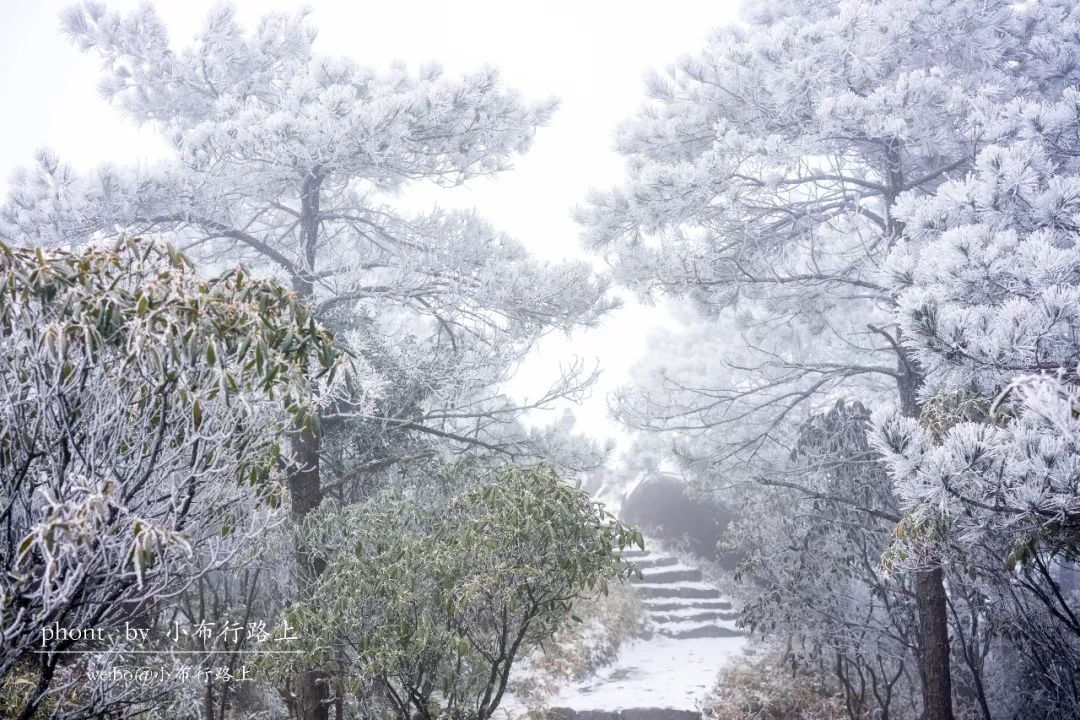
(623, 547, 742, 641)
(507, 545, 747, 720)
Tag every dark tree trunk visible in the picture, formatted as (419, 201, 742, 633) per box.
(289, 172, 330, 720)
(916, 568, 954, 720)
(898, 358, 955, 720)
(294, 668, 330, 720)
(289, 420, 323, 518)
(289, 419, 330, 720)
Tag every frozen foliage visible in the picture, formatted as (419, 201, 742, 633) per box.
(0, 5, 624, 719)
(268, 462, 641, 720)
(510, 579, 649, 713)
(1, 1, 612, 474)
(875, 380, 1080, 566)
(581, 1, 1080, 718)
(702, 645, 847, 720)
(579, 0, 1080, 478)
(871, 90, 1080, 689)
(873, 87, 1080, 563)
(883, 89, 1080, 398)
(0, 237, 339, 719)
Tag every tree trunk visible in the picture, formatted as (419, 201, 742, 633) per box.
(289, 420, 323, 518)
(898, 360, 955, 720)
(288, 172, 331, 720)
(916, 568, 954, 720)
(288, 401, 330, 720)
(294, 668, 330, 720)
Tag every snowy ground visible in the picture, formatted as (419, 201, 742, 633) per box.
(497, 545, 748, 718)
(548, 635, 748, 711)
(497, 634, 748, 717)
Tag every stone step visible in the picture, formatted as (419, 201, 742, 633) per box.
(635, 582, 722, 600)
(649, 609, 739, 624)
(635, 566, 702, 584)
(656, 622, 744, 640)
(644, 597, 733, 612)
(619, 548, 651, 559)
(628, 555, 679, 569)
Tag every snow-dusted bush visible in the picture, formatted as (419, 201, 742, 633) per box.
(703, 645, 848, 720)
(264, 461, 642, 720)
(511, 578, 649, 713)
(0, 236, 339, 719)
(727, 400, 920, 720)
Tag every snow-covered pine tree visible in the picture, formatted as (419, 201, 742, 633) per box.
(578, 2, 1080, 717)
(873, 89, 1080, 716)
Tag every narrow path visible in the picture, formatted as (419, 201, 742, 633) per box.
(544, 547, 748, 719)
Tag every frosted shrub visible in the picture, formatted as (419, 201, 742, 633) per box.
(511, 578, 649, 713)
(264, 461, 642, 720)
(703, 646, 848, 720)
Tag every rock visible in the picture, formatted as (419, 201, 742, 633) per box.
(621, 709, 701, 720)
(545, 709, 578, 720)
(577, 712, 622, 720)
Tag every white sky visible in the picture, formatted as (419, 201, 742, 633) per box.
(0, 0, 739, 449)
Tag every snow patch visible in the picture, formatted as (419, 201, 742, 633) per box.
(548, 636, 748, 711)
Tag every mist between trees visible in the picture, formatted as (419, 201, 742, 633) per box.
(2, 1, 1080, 719)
